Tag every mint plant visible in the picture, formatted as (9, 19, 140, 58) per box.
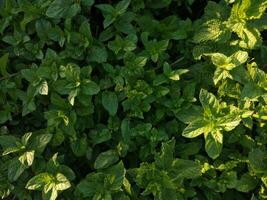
(0, 0, 267, 199)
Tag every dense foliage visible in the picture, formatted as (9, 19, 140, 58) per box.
(0, 0, 267, 199)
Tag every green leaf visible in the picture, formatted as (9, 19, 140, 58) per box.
(18, 150, 35, 166)
(2, 35, 17, 46)
(75, 172, 104, 197)
(96, 4, 116, 28)
(0, 110, 11, 124)
(0, 135, 19, 149)
(237, 26, 262, 49)
(213, 68, 233, 85)
(29, 133, 53, 155)
(8, 158, 27, 182)
(241, 83, 265, 99)
(55, 173, 71, 191)
(114, 12, 135, 34)
(193, 19, 229, 43)
(204, 131, 223, 159)
(211, 53, 231, 68)
(172, 159, 202, 179)
(155, 139, 175, 169)
(131, 163, 177, 200)
(199, 89, 220, 116)
(182, 119, 209, 138)
(35, 19, 52, 40)
(176, 105, 203, 124)
(246, 1, 267, 19)
(236, 173, 259, 192)
(81, 80, 100, 95)
(231, 0, 267, 20)
(79, 21, 93, 44)
(21, 132, 32, 146)
(231, 51, 249, 67)
(94, 150, 119, 169)
(2, 146, 21, 156)
(168, 69, 189, 81)
(95, 4, 114, 14)
(43, 186, 58, 200)
(261, 176, 267, 188)
(21, 69, 36, 82)
(81, 0, 94, 6)
(102, 91, 118, 116)
(26, 173, 53, 190)
(105, 161, 126, 190)
(248, 148, 267, 174)
(46, 0, 72, 18)
(76, 162, 125, 198)
(133, 56, 147, 68)
(108, 34, 137, 54)
(218, 114, 241, 131)
(90, 128, 111, 145)
(70, 137, 88, 157)
(210, 51, 248, 70)
(121, 118, 131, 141)
(115, 0, 131, 15)
(44, 110, 69, 127)
(0, 53, 9, 77)
(88, 46, 108, 63)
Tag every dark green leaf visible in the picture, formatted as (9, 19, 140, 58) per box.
(81, 80, 100, 95)
(8, 159, 27, 182)
(0, 53, 9, 77)
(204, 131, 223, 159)
(94, 150, 119, 169)
(102, 91, 118, 116)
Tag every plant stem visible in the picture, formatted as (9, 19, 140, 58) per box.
(0, 72, 19, 81)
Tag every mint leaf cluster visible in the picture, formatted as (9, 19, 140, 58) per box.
(1, 0, 267, 199)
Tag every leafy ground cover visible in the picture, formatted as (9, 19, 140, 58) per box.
(0, 0, 267, 199)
